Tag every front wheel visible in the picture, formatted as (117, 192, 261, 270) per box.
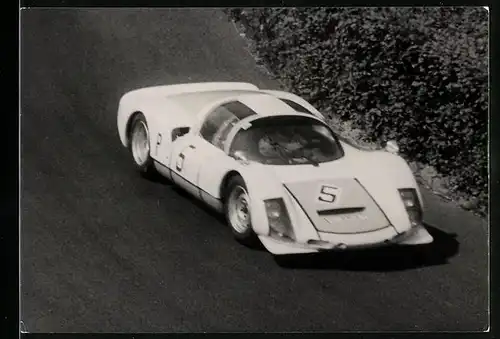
(224, 175, 259, 246)
(129, 113, 157, 177)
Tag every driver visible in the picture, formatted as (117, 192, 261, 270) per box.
(258, 130, 307, 157)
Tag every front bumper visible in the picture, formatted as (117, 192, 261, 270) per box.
(258, 224, 433, 255)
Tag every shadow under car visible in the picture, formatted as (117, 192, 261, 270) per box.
(273, 224, 459, 271)
(142, 171, 459, 270)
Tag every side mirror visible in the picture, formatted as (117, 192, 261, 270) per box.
(171, 127, 190, 141)
(385, 140, 399, 154)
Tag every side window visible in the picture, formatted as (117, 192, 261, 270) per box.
(279, 98, 315, 115)
(199, 106, 233, 143)
(199, 101, 257, 149)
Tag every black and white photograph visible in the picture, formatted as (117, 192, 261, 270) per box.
(20, 6, 489, 333)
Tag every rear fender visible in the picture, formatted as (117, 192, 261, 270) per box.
(119, 100, 193, 161)
(117, 98, 163, 147)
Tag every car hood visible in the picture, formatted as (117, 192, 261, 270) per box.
(284, 178, 392, 234)
(263, 153, 414, 234)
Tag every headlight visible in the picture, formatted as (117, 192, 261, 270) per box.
(264, 198, 295, 240)
(398, 188, 423, 226)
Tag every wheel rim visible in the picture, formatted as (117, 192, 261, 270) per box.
(131, 121, 150, 166)
(228, 185, 251, 234)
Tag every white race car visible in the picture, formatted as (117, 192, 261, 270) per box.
(117, 82, 433, 255)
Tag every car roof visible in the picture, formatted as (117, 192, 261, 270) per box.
(165, 89, 309, 118)
(165, 90, 259, 114)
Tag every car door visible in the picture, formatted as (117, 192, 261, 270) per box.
(169, 100, 258, 201)
(168, 133, 213, 198)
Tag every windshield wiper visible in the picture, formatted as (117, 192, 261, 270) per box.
(263, 134, 294, 164)
(270, 140, 292, 163)
(264, 134, 319, 166)
(289, 148, 319, 167)
(301, 152, 320, 166)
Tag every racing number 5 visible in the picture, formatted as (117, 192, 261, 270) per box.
(318, 185, 337, 203)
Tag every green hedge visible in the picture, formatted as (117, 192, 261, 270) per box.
(229, 7, 488, 213)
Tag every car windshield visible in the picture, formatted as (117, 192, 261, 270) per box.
(229, 116, 344, 165)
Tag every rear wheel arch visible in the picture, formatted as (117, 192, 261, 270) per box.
(127, 112, 158, 178)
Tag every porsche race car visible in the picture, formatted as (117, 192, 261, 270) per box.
(117, 82, 433, 255)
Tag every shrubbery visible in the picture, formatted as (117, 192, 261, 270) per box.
(228, 7, 488, 214)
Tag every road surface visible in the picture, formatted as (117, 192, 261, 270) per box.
(21, 8, 488, 332)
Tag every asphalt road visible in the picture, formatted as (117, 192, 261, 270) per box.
(21, 9, 489, 332)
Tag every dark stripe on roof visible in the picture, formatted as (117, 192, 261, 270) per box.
(222, 101, 259, 119)
(278, 98, 314, 115)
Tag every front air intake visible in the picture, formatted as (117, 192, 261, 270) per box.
(317, 207, 365, 216)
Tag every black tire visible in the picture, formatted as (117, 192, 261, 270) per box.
(128, 113, 157, 178)
(223, 175, 259, 247)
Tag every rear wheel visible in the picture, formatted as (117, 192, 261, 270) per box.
(224, 175, 259, 246)
(129, 113, 157, 177)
